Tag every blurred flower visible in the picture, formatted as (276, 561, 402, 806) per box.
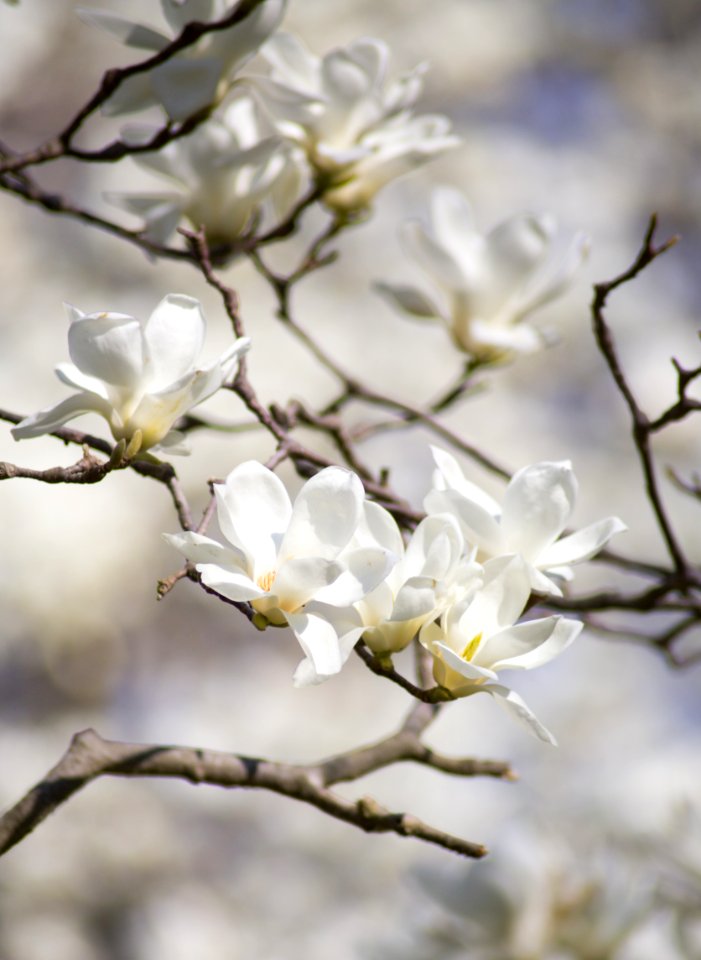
(425, 446, 626, 596)
(12, 295, 249, 455)
(254, 34, 458, 212)
(165, 460, 396, 683)
(110, 97, 304, 245)
(376, 186, 589, 361)
(420, 555, 582, 743)
(78, 0, 287, 120)
(353, 507, 475, 658)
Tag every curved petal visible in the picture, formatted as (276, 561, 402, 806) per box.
(434, 641, 498, 683)
(279, 467, 363, 562)
(54, 362, 109, 399)
(76, 9, 169, 50)
(539, 516, 627, 569)
(215, 461, 291, 572)
(478, 615, 581, 672)
(161, 0, 215, 34)
(285, 609, 352, 683)
(374, 281, 443, 319)
(429, 446, 500, 513)
(485, 214, 551, 294)
(208, 0, 288, 71)
(197, 563, 264, 602)
(11, 392, 112, 440)
(315, 546, 396, 606)
(389, 577, 437, 622)
(500, 461, 576, 560)
(406, 514, 463, 580)
(401, 220, 467, 291)
(430, 186, 477, 255)
(68, 311, 145, 389)
(142, 294, 206, 390)
(273, 557, 344, 610)
(424, 488, 503, 556)
(358, 500, 404, 555)
(102, 72, 157, 116)
(163, 530, 247, 572)
(151, 57, 223, 121)
(485, 684, 557, 745)
(262, 32, 319, 90)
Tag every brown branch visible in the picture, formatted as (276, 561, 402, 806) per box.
(0, 727, 498, 861)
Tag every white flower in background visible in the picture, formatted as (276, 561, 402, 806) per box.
(78, 0, 287, 120)
(377, 186, 589, 361)
(254, 34, 459, 212)
(425, 447, 626, 596)
(165, 460, 396, 683)
(420, 555, 583, 744)
(110, 97, 304, 245)
(12, 295, 249, 456)
(351, 504, 475, 658)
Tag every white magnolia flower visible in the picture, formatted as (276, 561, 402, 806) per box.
(255, 34, 458, 212)
(111, 97, 304, 245)
(166, 460, 396, 683)
(78, 0, 286, 120)
(420, 555, 583, 744)
(425, 446, 626, 596)
(377, 186, 589, 361)
(12, 295, 249, 455)
(352, 505, 474, 657)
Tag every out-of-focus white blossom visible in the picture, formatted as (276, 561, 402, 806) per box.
(78, 0, 287, 120)
(110, 97, 304, 245)
(12, 295, 248, 455)
(254, 34, 459, 212)
(425, 447, 626, 596)
(165, 460, 396, 683)
(377, 186, 589, 361)
(420, 555, 582, 743)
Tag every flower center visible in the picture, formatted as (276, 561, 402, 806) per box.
(257, 570, 276, 593)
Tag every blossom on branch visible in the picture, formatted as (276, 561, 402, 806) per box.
(377, 186, 589, 361)
(78, 0, 287, 120)
(420, 555, 583, 744)
(165, 460, 396, 683)
(110, 97, 304, 245)
(425, 447, 626, 596)
(253, 34, 458, 212)
(12, 295, 249, 456)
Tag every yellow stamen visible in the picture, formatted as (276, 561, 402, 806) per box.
(257, 570, 276, 593)
(461, 632, 482, 662)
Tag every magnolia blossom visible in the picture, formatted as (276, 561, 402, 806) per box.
(111, 97, 304, 245)
(377, 186, 589, 361)
(12, 295, 249, 455)
(425, 447, 626, 596)
(165, 460, 396, 682)
(255, 34, 458, 212)
(420, 555, 583, 744)
(351, 505, 474, 657)
(79, 0, 286, 120)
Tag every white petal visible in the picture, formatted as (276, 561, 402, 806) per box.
(405, 514, 463, 580)
(389, 577, 437, 622)
(357, 500, 404, 556)
(424, 488, 503, 556)
(197, 563, 264, 602)
(401, 220, 467, 290)
(479, 616, 582, 672)
(539, 516, 627, 569)
(279, 467, 363, 562)
(161, 0, 214, 34)
(273, 557, 344, 610)
(429, 446, 500, 513)
(11, 392, 113, 440)
(431, 186, 476, 253)
(208, 0, 287, 72)
(374, 281, 443, 319)
(142, 294, 206, 391)
(215, 461, 291, 573)
(485, 684, 557, 745)
(102, 73, 157, 116)
(485, 214, 551, 294)
(500, 461, 576, 560)
(434, 641, 498, 683)
(163, 530, 247, 571)
(55, 362, 109, 399)
(285, 609, 352, 683)
(68, 311, 145, 389)
(315, 547, 395, 605)
(77, 9, 169, 50)
(151, 57, 223, 120)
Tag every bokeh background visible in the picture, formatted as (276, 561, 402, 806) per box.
(1, 1, 701, 957)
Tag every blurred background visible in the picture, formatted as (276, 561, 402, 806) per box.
(1, 1, 701, 957)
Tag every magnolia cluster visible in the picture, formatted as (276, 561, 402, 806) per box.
(84, 0, 458, 242)
(167, 448, 625, 743)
